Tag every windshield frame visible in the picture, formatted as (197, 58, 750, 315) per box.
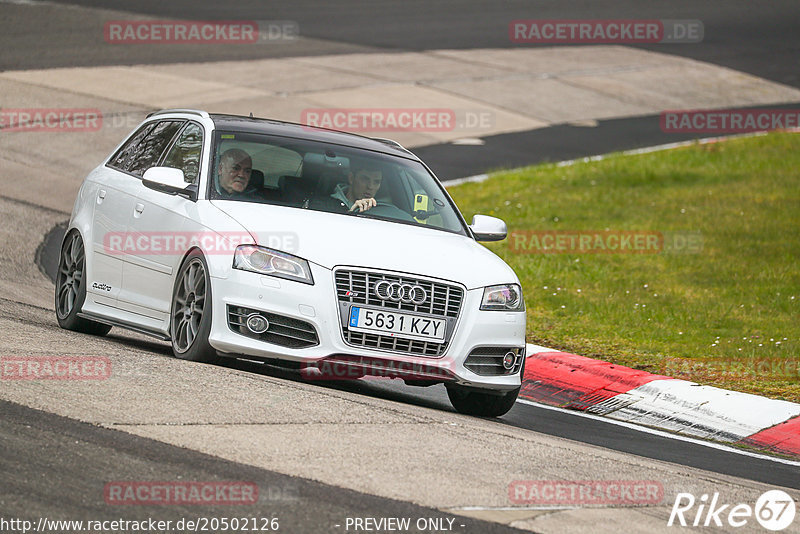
(206, 129, 471, 237)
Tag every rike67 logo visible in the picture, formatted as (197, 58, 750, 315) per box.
(668, 490, 796, 531)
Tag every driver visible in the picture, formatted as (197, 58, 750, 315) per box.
(330, 162, 382, 212)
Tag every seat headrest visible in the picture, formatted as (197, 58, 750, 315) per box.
(279, 175, 316, 205)
(249, 169, 265, 190)
(317, 168, 348, 195)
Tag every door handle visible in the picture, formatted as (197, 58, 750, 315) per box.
(134, 202, 145, 215)
(97, 189, 106, 204)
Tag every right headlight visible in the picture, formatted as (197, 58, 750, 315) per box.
(233, 245, 314, 285)
(480, 284, 524, 311)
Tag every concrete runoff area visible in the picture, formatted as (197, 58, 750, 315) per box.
(2, 32, 800, 533)
(0, 400, 527, 534)
(3, 45, 800, 214)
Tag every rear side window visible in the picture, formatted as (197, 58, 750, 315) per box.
(108, 123, 155, 170)
(108, 120, 184, 177)
(162, 122, 204, 183)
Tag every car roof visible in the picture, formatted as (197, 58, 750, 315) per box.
(200, 113, 417, 159)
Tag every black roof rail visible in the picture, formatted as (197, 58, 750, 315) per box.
(146, 109, 210, 119)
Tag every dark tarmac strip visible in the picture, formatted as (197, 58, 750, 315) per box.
(249, 364, 800, 491)
(0, 399, 528, 533)
(417, 103, 800, 182)
(9, 1, 800, 90)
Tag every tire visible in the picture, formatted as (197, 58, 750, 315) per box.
(446, 384, 520, 417)
(446, 351, 526, 417)
(54, 231, 112, 336)
(170, 250, 219, 363)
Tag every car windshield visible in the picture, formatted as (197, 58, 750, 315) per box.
(208, 130, 468, 235)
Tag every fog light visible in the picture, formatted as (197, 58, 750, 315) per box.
(502, 351, 516, 370)
(246, 313, 270, 334)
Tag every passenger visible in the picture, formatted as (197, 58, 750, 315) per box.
(217, 148, 253, 198)
(330, 162, 383, 212)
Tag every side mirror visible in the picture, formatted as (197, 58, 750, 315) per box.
(142, 167, 196, 200)
(470, 214, 507, 242)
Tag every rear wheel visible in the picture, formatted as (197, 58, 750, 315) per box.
(446, 385, 520, 417)
(170, 251, 218, 363)
(54, 231, 112, 336)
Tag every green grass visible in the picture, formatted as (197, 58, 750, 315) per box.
(448, 132, 800, 402)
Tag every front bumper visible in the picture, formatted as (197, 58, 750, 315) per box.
(207, 263, 526, 390)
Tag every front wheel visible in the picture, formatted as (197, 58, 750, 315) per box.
(170, 251, 218, 363)
(54, 231, 112, 336)
(446, 384, 520, 417)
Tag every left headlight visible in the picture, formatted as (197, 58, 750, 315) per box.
(233, 245, 314, 285)
(480, 284, 524, 311)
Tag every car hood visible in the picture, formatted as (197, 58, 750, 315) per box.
(210, 201, 518, 289)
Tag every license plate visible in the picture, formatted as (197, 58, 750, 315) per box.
(348, 307, 446, 343)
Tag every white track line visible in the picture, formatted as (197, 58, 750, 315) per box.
(516, 398, 800, 467)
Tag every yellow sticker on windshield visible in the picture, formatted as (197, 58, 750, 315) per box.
(413, 194, 428, 224)
(221, 134, 235, 139)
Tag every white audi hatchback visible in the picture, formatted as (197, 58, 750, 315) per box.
(56, 109, 526, 416)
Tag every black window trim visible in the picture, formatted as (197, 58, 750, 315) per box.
(157, 120, 206, 184)
(105, 119, 187, 180)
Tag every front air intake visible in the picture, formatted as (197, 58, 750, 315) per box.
(464, 346, 525, 376)
(227, 305, 318, 348)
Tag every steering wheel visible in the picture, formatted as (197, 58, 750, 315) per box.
(411, 207, 441, 221)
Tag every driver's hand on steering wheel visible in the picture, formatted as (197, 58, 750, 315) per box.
(350, 197, 377, 212)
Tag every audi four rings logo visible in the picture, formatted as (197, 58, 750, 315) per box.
(374, 281, 427, 305)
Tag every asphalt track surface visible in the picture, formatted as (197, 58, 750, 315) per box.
(1, 399, 525, 534)
(3, 0, 800, 179)
(6, 0, 800, 90)
(221, 359, 800, 491)
(415, 103, 800, 181)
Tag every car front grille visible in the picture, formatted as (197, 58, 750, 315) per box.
(334, 269, 464, 357)
(227, 305, 319, 349)
(464, 346, 525, 376)
(335, 269, 462, 317)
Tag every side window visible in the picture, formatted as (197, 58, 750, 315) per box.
(108, 122, 156, 170)
(125, 120, 184, 177)
(110, 120, 184, 177)
(162, 122, 203, 183)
